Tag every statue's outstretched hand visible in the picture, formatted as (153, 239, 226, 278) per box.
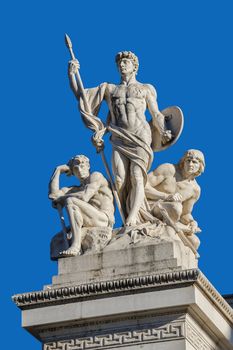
(68, 59, 80, 74)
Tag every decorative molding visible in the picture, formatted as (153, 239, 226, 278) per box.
(186, 321, 216, 350)
(43, 323, 185, 349)
(12, 268, 233, 324)
(196, 272, 233, 323)
(12, 269, 199, 308)
(42, 317, 221, 350)
(37, 312, 186, 341)
(38, 312, 185, 337)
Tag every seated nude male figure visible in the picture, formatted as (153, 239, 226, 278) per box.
(145, 149, 205, 247)
(49, 155, 114, 256)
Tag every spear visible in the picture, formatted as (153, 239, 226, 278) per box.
(65, 33, 125, 224)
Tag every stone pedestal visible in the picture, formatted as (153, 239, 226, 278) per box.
(12, 236, 233, 349)
(51, 230, 197, 287)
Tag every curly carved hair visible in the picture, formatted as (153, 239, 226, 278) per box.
(115, 51, 139, 74)
(179, 149, 205, 178)
(67, 155, 90, 175)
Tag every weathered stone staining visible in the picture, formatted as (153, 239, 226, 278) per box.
(12, 39, 233, 350)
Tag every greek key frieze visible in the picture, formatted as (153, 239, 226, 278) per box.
(43, 322, 184, 349)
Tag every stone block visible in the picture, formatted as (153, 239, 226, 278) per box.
(13, 269, 233, 349)
(51, 227, 197, 287)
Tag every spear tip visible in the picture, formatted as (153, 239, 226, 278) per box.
(64, 33, 72, 49)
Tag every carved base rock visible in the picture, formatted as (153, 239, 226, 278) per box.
(50, 225, 197, 287)
(50, 227, 113, 260)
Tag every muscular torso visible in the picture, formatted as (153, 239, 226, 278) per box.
(63, 173, 114, 217)
(148, 165, 200, 202)
(89, 181, 114, 213)
(106, 82, 150, 134)
(161, 177, 199, 202)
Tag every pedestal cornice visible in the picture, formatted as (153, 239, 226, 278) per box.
(12, 268, 233, 325)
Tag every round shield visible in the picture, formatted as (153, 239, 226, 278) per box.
(149, 106, 184, 152)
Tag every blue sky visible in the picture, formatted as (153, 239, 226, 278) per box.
(1, 1, 233, 348)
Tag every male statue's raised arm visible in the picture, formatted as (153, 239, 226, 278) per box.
(49, 164, 71, 203)
(68, 59, 80, 100)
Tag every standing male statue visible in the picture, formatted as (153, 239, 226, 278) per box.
(68, 51, 174, 226)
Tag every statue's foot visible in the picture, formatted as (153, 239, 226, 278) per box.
(59, 246, 81, 257)
(125, 217, 138, 227)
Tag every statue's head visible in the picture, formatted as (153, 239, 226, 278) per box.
(115, 51, 139, 76)
(179, 149, 205, 178)
(67, 155, 90, 179)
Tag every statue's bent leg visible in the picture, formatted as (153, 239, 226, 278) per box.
(112, 148, 129, 214)
(61, 197, 109, 256)
(62, 197, 84, 256)
(71, 199, 109, 228)
(126, 163, 145, 226)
